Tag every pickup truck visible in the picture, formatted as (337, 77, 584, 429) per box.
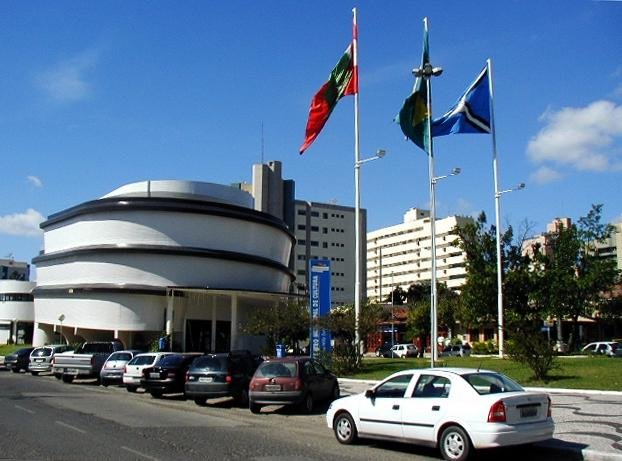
(52, 340, 125, 383)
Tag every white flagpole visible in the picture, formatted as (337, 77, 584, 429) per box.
(489, 58, 505, 358)
(352, 7, 362, 361)
(423, 17, 439, 367)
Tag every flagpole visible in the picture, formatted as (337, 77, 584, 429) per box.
(423, 17, 439, 368)
(352, 7, 363, 362)
(489, 58, 505, 359)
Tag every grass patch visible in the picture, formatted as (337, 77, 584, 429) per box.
(345, 355, 622, 391)
(0, 344, 31, 356)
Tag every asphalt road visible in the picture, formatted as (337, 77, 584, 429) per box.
(0, 370, 570, 461)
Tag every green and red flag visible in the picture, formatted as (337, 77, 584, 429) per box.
(299, 39, 358, 154)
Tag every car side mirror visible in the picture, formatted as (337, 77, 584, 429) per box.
(365, 389, 375, 398)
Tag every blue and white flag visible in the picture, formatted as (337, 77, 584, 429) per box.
(432, 65, 491, 136)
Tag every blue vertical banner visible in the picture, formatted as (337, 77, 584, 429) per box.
(309, 258, 332, 357)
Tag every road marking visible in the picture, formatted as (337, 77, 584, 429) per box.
(121, 446, 160, 461)
(55, 421, 86, 434)
(14, 404, 35, 414)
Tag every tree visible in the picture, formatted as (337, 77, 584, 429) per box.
(241, 300, 309, 354)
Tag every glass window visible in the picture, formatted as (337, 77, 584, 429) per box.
(108, 352, 133, 361)
(192, 356, 226, 371)
(463, 372, 523, 395)
(373, 374, 413, 398)
(129, 354, 156, 366)
(413, 375, 451, 398)
(257, 361, 297, 378)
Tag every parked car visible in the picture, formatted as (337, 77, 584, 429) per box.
(52, 340, 125, 383)
(249, 356, 339, 414)
(440, 344, 472, 357)
(327, 368, 554, 461)
(375, 342, 393, 357)
(185, 351, 262, 406)
(4, 347, 35, 373)
(141, 353, 201, 398)
(581, 342, 622, 357)
(28, 344, 72, 375)
(123, 352, 174, 392)
(389, 343, 417, 358)
(100, 350, 143, 386)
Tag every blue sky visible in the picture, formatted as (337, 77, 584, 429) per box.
(1, 0, 621, 272)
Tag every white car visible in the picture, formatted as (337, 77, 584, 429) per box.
(122, 352, 173, 392)
(581, 342, 622, 357)
(389, 343, 417, 358)
(326, 368, 554, 461)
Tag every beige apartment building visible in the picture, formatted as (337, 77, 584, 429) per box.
(366, 208, 472, 302)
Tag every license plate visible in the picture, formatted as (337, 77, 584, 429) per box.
(149, 373, 160, 379)
(520, 406, 538, 417)
(35, 359, 44, 363)
(66, 368, 78, 374)
(264, 384, 281, 391)
(198, 377, 213, 383)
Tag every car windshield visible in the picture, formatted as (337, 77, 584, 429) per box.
(32, 348, 52, 357)
(192, 356, 226, 371)
(109, 352, 133, 361)
(256, 361, 297, 378)
(128, 355, 156, 366)
(462, 372, 524, 395)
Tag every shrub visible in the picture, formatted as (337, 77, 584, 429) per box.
(506, 331, 557, 381)
(471, 340, 498, 354)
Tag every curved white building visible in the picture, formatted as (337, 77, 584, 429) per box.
(0, 279, 35, 344)
(33, 180, 295, 351)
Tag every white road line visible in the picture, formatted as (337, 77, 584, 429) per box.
(55, 421, 86, 434)
(120, 446, 160, 461)
(14, 404, 35, 414)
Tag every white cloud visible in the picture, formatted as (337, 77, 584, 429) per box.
(27, 175, 43, 188)
(35, 50, 98, 102)
(0, 209, 45, 237)
(530, 166, 563, 184)
(527, 100, 622, 172)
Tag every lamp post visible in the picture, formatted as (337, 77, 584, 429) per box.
(58, 314, 65, 344)
(429, 167, 461, 366)
(354, 149, 387, 361)
(494, 182, 525, 358)
(391, 271, 395, 347)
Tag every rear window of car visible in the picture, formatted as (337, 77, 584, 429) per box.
(191, 356, 226, 371)
(32, 348, 53, 357)
(158, 355, 184, 367)
(108, 352, 133, 361)
(256, 361, 297, 378)
(463, 372, 524, 395)
(128, 355, 156, 366)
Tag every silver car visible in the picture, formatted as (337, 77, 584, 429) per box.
(28, 345, 72, 375)
(100, 350, 143, 386)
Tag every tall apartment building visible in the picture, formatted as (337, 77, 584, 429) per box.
(596, 222, 622, 271)
(292, 201, 365, 306)
(366, 208, 472, 302)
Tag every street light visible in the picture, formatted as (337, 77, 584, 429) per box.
(494, 181, 525, 358)
(58, 314, 65, 344)
(429, 167, 461, 366)
(354, 148, 387, 361)
(391, 272, 395, 348)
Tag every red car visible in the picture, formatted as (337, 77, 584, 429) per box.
(248, 356, 339, 414)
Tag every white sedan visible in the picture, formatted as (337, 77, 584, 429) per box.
(326, 368, 554, 461)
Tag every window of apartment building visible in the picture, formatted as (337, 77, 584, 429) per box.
(310, 241, 319, 247)
(297, 255, 306, 260)
(311, 226, 319, 232)
(322, 242, 328, 248)
(322, 212, 328, 219)
(297, 209, 306, 216)
(297, 269, 306, 276)
(298, 239, 306, 245)
(311, 211, 319, 217)
(297, 224, 306, 230)
(322, 227, 328, 234)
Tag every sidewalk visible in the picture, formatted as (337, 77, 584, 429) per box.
(338, 378, 622, 461)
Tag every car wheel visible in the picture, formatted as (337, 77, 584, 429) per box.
(150, 391, 163, 398)
(101, 381, 108, 387)
(194, 397, 207, 406)
(375, 349, 380, 357)
(301, 392, 314, 414)
(31, 371, 39, 376)
(11, 368, 20, 373)
(62, 374, 74, 384)
(126, 386, 137, 393)
(54, 373, 62, 380)
(440, 425, 471, 461)
(249, 401, 261, 414)
(333, 411, 358, 444)
(332, 383, 340, 401)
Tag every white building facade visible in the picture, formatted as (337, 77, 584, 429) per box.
(366, 208, 472, 302)
(32, 180, 295, 352)
(292, 200, 365, 306)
